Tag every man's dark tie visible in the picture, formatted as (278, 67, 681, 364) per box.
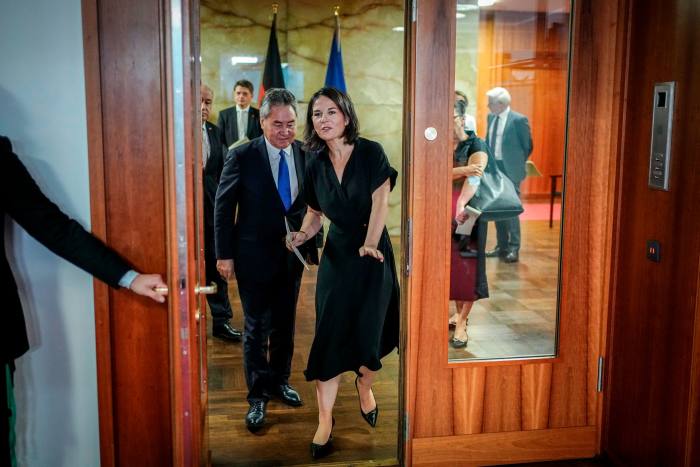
(489, 115, 500, 152)
(278, 149, 292, 211)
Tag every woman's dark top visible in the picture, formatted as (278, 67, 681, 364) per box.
(303, 137, 400, 381)
(450, 133, 489, 301)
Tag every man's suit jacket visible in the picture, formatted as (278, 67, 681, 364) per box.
(203, 121, 226, 229)
(1, 136, 131, 362)
(486, 110, 533, 185)
(214, 137, 318, 284)
(217, 106, 263, 149)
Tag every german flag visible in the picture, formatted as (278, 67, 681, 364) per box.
(258, 8, 285, 104)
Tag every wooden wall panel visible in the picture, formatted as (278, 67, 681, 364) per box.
(482, 367, 522, 433)
(603, 0, 700, 465)
(85, 0, 173, 464)
(521, 363, 553, 431)
(406, 0, 626, 463)
(476, 11, 569, 197)
(413, 426, 597, 466)
(452, 367, 486, 435)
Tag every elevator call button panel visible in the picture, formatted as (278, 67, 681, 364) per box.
(648, 82, 675, 191)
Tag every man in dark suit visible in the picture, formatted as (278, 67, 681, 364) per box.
(217, 79, 263, 149)
(201, 84, 241, 342)
(1, 135, 167, 464)
(215, 88, 317, 432)
(484, 87, 533, 263)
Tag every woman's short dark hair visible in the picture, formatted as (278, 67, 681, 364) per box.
(303, 87, 360, 152)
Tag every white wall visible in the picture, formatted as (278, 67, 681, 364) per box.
(0, 1, 101, 465)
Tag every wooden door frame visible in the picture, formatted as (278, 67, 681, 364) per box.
(82, 0, 201, 464)
(402, 0, 630, 465)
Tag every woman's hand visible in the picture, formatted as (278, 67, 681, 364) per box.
(455, 209, 469, 225)
(285, 231, 308, 251)
(359, 245, 384, 262)
(463, 164, 484, 177)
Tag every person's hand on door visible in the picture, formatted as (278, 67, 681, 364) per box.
(129, 273, 168, 303)
(217, 259, 235, 280)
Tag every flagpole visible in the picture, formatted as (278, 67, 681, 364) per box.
(333, 6, 341, 53)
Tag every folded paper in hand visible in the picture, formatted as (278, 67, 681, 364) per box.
(455, 205, 481, 236)
(284, 217, 310, 271)
(229, 137, 250, 150)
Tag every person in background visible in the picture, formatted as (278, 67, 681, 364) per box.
(448, 100, 490, 348)
(484, 87, 533, 263)
(201, 84, 241, 342)
(217, 79, 263, 149)
(1, 135, 168, 465)
(287, 87, 400, 460)
(455, 90, 477, 135)
(215, 89, 318, 432)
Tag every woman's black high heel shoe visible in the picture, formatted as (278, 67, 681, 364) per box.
(310, 417, 335, 459)
(354, 376, 379, 427)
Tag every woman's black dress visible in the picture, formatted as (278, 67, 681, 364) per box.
(303, 138, 400, 382)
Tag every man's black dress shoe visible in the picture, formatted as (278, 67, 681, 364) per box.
(245, 400, 267, 432)
(354, 376, 378, 427)
(485, 246, 506, 258)
(504, 251, 519, 263)
(212, 322, 242, 342)
(310, 418, 335, 460)
(271, 384, 303, 407)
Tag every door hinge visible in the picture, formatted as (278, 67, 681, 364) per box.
(405, 218, 413, 276)
(597, 356, 604, 392)
(411, 0, 417, 22)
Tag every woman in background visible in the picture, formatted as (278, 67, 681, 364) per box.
(449, 99, 489, 348)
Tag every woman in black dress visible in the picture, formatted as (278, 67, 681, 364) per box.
(449, 99, 489, 348)
(287, 88, 399, 459)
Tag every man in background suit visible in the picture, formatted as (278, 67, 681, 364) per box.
(201, 84, 241, 342)
(1, 135, 167, 465)
(215, 88, 318, 432)
(217, 79, 263, 149)
(484, 87, 533, 263)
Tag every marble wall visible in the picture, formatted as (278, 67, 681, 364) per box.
(201, 0, 405, 233)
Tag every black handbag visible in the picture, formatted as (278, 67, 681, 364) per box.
(468, 151, 524, 221)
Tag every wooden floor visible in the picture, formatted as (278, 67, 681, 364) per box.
(206, 220, 563, 465)
(207, 265, 400, 466)
(448, 220, 561, 361)
(506, 460, 605, 467)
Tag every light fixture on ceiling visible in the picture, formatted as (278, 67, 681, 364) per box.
(230, 56, 258, 66)
(457, 3, 479, 12)
(392, 26, 405, 32)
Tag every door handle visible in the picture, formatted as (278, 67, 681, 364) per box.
(195, 282, 218, 295)
(152, 283, 217, 295)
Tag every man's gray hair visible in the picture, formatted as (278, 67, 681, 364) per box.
(260, 88, 297, 119)
(486, 87, 511, 105)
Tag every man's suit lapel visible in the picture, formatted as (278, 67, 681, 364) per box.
(204, 122, 216, 172)
(247, 110, 257, 139)
(502, 112, 515, 147)
(292, 141, 304, 186)
(230, 109, 239, 143)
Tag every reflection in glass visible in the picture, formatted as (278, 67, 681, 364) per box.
(449, 0, 571, 362)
